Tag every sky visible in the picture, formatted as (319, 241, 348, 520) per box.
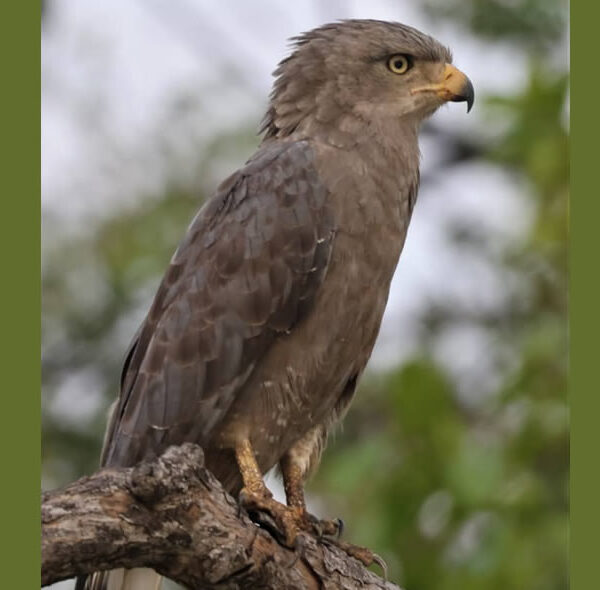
(42, 0, 529, 218)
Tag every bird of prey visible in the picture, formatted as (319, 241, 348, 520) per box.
(80, 19, 473, 590)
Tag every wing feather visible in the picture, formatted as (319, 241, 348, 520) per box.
(102, 141, 335, 467)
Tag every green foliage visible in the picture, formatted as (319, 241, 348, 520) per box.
(423, 0, 567, 52)
(314, 341, 567, 589)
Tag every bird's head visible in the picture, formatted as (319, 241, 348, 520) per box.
(261, 20, 474, 146)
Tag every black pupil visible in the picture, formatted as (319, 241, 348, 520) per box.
(394, 58, 405, 70)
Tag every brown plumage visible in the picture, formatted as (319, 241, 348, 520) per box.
(80, 19, 473, 590)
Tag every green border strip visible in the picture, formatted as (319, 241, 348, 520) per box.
(571, 3, 597, 590)
(0, 3, 41, 587)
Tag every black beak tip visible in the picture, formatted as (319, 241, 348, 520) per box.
(466, 87, 474, 113)
(451, 78, 475, 113)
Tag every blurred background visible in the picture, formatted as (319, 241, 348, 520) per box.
(41, 1, 569, 589)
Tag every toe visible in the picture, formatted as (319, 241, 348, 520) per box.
(302, 512, 343, 538)
(322, 538, 388, 576)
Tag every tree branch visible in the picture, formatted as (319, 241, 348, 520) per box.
(42, 443, 401, 590)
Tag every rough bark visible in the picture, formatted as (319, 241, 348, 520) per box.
(42, 443, 401, 590)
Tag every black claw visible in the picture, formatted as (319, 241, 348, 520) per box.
(249, 510, 287, 544)
(335, 518, 344, 539)
(371, 553, 388, 580)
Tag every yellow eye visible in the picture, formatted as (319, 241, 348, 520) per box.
(387, 54, 411, 74)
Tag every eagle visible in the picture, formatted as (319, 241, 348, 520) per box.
(79, 19, 473, 590)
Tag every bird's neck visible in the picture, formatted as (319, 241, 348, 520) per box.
(263, 110, 420, 173)
(261, 110, 421, 231)
(301, 115, 422, 243)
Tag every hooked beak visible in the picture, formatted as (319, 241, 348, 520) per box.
(411, 63, 474, 113)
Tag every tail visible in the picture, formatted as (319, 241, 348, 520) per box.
(77, 400, 163, 589)
(75, 568, 162, 590)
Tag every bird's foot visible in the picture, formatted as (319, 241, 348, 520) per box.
(239, 489, 340, 546)
(239, 487, 302, 547)
(322, 537, 388, 578)
(304, 512, 344, 538)
(239, 489, 385, 576)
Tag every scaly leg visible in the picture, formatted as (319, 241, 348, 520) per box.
(234, 439, 300, 547)
(279, 452, 341, 537)
(280, 429, 387, 575)
(235, 436, 387, 575)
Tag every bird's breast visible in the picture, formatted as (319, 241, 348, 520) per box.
(212, 212, 407, 471)
(211, 142, 418, 472)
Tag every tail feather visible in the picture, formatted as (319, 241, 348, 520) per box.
(76, 568, 162, 590)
